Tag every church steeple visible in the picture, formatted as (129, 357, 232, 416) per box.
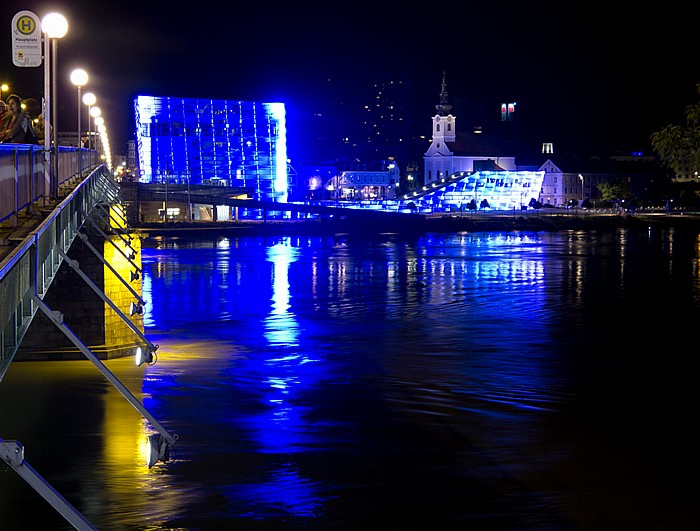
(435, 71, 452, 116)
(425, 73, 457, 174)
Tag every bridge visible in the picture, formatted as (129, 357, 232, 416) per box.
(0, 145, 177, 529)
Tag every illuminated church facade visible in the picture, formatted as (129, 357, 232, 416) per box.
(411, 75, 544, 212)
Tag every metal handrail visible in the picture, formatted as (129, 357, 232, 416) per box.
(0, 144, 100, 227)
(0, 164, 110, 380)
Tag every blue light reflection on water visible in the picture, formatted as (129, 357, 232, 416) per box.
(129, 229, 700, 529)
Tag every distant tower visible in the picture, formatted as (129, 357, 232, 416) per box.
(435, 71, 452, 116)
(424, 72, 456, 171)
(431, 72, 456, 145)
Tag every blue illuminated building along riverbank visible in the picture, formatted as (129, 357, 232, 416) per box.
(131, 93, 550, 221)
(134, 95, 288, 219)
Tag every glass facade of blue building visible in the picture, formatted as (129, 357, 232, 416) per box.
(134, 96, 288, 205)
(401, 170, 546, 212)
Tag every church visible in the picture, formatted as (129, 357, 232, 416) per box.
(423, 73, 517, 185)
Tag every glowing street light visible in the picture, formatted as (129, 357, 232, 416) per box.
(41, 12, 68, 201)
(70, 68, 88, 150)
(90, 106, 101, 154)
(0, 83, 8, 102)
(94, 116, 104, 154)
(82, 92, 96, 149)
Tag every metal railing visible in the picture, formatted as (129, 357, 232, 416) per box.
(0, 144, 101, 227)
(0, 147, 106, 380)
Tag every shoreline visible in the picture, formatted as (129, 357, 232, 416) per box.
(131, 212, 700, 237)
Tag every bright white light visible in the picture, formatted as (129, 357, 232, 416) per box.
(41, 13, 68, 39)
(82, 92, 96, 106)
(145, 434, 169, 468)
(135, 346, 154, 366)
(70, 69, 88, 87)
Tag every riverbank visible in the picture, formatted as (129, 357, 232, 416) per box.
(131, 211, 700, 237)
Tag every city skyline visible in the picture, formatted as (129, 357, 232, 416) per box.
(1, 1, 697, 163)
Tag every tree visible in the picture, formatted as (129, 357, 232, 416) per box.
(597, 181, 629, 203)
(528, 198, 542, 210)
(480, 199, 490, 210)
(651, 84, 700, 178)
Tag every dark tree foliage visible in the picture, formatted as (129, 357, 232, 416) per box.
(651, 84, 700, 178)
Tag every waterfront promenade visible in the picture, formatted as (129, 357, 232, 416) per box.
(4, 206, 700, 266)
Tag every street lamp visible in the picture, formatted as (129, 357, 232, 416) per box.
(0, 84, 8, 102)
(94, 116, 104, 154)
(578, 173, 584, 203)
(70, 69, 87, 150)
(82, 92, 96, 149)
(41, 12, 68, 201)
(90, 106, 101, 152)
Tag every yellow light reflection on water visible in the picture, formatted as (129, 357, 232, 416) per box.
(0, 354, 188, 526)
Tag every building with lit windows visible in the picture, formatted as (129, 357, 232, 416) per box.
(412, 74, 544, 212)
(424, 74, 517, 185)
(134, 95, 288, 218)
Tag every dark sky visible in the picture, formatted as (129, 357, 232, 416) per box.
(2, 1, 697, 162)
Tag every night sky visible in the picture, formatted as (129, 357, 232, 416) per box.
(2, 1, 697, 163)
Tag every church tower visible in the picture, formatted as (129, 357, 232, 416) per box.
(424, 72, 457, 183)
(432, 71, 456, 143)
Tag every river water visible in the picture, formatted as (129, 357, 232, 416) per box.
(1, 228, 699, 530)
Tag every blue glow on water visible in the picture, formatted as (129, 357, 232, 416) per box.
(127, 229, 700, 528)
(264, 239, 300, 347)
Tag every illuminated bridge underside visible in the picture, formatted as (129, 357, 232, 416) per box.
(401, 170, 546, 212)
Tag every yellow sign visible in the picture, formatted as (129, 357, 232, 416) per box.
(12, 10, 42, 67)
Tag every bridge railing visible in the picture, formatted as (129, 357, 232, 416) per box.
(0, 144, 100, 227)
(0, 164, 112, 380)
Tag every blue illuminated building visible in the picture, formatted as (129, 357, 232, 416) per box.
(132, 92, 546, 220)
(134, 96, 288, 214)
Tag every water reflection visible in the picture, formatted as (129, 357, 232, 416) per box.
(2, 229, 700, 529)
(264, 238, 300, 346)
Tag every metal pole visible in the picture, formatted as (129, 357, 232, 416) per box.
(187, 174, 191, 220)
(77, 85, 82, 173)
(86, 105, 91, 150)
(0, 439, 96, 530)
(51, 38, 58, 200)
(31, 294, 177, 448)
(43, 33, 51, 206)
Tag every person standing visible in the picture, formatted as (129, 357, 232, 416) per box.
(22, 98, 44, 143)
(0, 100, 8, 131)
(0, 93, 35, 143)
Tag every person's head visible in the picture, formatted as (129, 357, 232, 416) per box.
(6, 94, 22, 115)
(0, 100, 6, 114)
(23, 98, 41, 119)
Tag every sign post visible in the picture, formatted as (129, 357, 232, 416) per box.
(11, 11, 42, 67)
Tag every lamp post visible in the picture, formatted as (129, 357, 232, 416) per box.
(90, 106, 101, 156)
(70, 69, 88, 175)
(69, 69, 87, 148)
(94, 116, 104, 154)
(41, 12, 68, 202)
(0, 84, 8, 102)
(82, 92, 96, 149)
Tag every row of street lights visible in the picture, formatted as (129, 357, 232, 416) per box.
(39, 12, 112, 200)
(69, 68, 103, 151)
